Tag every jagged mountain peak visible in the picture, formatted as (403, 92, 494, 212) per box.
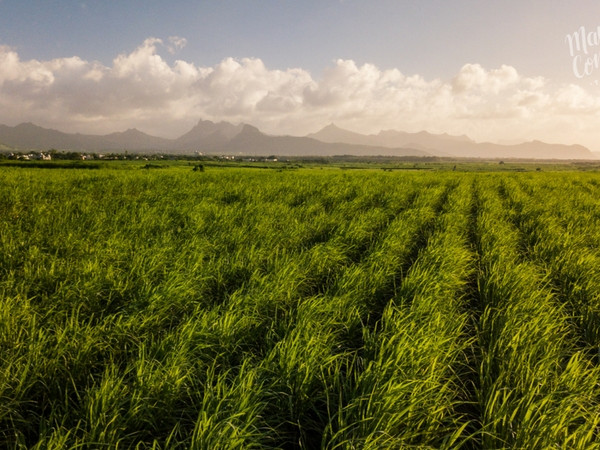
(238, 123, 262, 134)
(322, 122, 342, 131)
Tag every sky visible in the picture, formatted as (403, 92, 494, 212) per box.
(2, 0, 600, 150)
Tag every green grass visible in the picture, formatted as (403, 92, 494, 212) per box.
(1, 165, 600, 448)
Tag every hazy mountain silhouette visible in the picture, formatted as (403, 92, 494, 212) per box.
(101, 128, 171, 151)
(173, 120, 244, 150)
(307, 123, 378, 146)
(0, 120, 429, 157)
(307, 123, 473, 149)
(0, 122, 169, 152)
(307, 123, 594, 160)
(0, 120, 595, 159)
(218, 124, 429, 157)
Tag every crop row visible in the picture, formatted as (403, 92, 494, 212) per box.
(1, 167, 600, 448)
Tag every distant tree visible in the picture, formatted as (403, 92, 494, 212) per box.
(49, 150, 78, 160)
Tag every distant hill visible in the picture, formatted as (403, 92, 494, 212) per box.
(170, 121, 428, 157)
(450, 140, 594, 160)
(101, 128, 172, 151)
(307, 123, 379, 146)
(0, 121, 429, 157)
(307, 123, 472, 155)
(218, 124, 429, 157)
(0, 120, 595, 160)
(173, 120, 244, 150)
(307, 123, 595, 160)
(0, 123, 169, 152)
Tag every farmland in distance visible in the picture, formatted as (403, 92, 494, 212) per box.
(2, 164, 600, 448)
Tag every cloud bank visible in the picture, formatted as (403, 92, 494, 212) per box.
(1, 37, 599, 149)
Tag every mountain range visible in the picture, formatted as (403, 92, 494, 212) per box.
(0, 120, 595, 160)
(307, 124, 595, 160)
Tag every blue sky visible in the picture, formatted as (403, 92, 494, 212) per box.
(2, 0, 600, 149)
(2, 0, 593, 80)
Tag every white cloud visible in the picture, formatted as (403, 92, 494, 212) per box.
(167, 36, 188, 54)
(452, 63, 519, 94)
(1, 38, 600, 148)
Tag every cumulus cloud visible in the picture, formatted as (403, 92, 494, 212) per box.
(1, 38, 600, 148)
(452, 64, 519, 94)
(167, 36, 187, 54)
